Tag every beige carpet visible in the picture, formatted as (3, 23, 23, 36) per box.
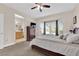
(0, 41, 45, 56)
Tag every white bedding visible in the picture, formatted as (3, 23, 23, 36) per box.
(30, 38, 79, 56)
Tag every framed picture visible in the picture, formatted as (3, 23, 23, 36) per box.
(73, 16, 77, 24)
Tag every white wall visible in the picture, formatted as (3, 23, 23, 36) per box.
(0, 4, 35, 48)
(73, 4, 79, 28)
(0, 14, 4, 49)
(35, 10, 74, 35)
(0, 4, 16, 47)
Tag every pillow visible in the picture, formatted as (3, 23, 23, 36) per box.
(59, 34, 64, 39)
(59, 33, 69, 40)
(66, 34, 79, 43)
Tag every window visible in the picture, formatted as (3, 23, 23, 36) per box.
(39, 20, 63, 36)
(58, 20, 63, 35)
(45, 21, 56, 35)
(39, 23, 44, 34)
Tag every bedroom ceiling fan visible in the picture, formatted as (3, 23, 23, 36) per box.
(31, 3, 50, 12)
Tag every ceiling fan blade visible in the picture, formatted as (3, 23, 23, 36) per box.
(43, 5, 50, 8)
(31, 6, 37, 9)
(35, 3, 42, 5)
(35, 3, 39, 4)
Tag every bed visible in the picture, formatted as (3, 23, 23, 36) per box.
(30, 35, 79, 56)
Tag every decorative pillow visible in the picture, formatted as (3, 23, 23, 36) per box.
(59, 34, 64, 39)
(66, 34, 79, 43)
(59, 33, 69, 40)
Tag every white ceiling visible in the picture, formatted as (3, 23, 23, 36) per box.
(4, 3, 77, 19)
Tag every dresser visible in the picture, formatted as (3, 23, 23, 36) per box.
(27, 26, 35, 41)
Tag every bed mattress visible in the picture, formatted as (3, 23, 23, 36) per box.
(30, 38, 79, 56)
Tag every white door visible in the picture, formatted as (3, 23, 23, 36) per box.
(0, 14, 4, 49)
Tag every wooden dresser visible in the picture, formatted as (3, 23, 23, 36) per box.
(27, 26, 35, 41)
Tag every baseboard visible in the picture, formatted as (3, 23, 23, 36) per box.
(4, 42, 16, 48)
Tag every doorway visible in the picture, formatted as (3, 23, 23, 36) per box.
(15, 14, 25, 43)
